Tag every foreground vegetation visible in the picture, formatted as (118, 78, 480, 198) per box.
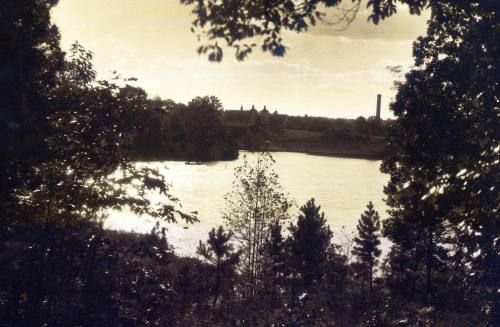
(0, 151, 496, 326)
(0, 155, 492, 326)
(1, 1, 498, 326)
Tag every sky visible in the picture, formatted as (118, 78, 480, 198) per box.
(51, 0, 430, 119)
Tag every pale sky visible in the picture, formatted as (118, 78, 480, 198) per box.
(51, 0, 430, 119)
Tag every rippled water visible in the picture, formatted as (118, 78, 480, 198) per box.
(106, 151, 389, 255)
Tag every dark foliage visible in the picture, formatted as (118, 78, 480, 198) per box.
(181, 0, 499, 61)
(381, 0, 499, 324)
(288, 198, 333, 291)
(1, 0, 498, 326)
(352, 201, 382, 295)
(126, 95, 239, 162)
(197, 226, 240, 308)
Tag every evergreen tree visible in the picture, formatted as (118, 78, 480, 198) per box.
(197, 226, 240, 308)
(260, 221, 287, 310)
(324, 246, 352, 326)
(352, 201, 382, 295)
(288, 198, 332, 291)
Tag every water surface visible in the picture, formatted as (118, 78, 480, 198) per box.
(106, 151, 389, 255)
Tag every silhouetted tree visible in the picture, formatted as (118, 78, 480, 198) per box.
(288, 198, 332, 291)
(184, 96, 225, 160)
(354, 116, 368, 135)
(260, 221, 287, 310)
(324, 247, 352, 326)
(197, 226, 240, 308)
(381, 0, 499, 323)
(0, 0, 63, 229)
(366, 116, 384, 137)
(0, 7, 196, 322)
(352, 201, 382, 295)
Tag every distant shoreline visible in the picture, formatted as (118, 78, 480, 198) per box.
(129, 147, 386, 163)
(260, 139, 388, 160)
(301, 151, 384, 160)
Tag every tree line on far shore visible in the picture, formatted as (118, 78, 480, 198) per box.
(129, 94, 239, 162)
(128, 95, 388, 161)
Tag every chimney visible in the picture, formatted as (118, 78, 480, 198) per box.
(376, 94, 381, 119)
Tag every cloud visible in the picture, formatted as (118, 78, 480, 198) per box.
(307, 3, 430, 42)
(52, 0, 426, 119)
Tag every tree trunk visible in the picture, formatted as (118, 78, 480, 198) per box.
(426, 224, 433, 300)
(213, 257, 220, 307)
(369, 259, 373, 297)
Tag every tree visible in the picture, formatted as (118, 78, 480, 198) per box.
(260, 221, 288, 310)
(288, 198, 332, 291)
(0, 6, 197, 321)
(197, 225, 240, 308)
(381, 0, 499, 321)
(160, 95, 239, 161)
(0, 0, 63, 228)
(222, 152, 292, 297)
(184, 96, 226, 160)
(352, 201, 382, 295)
(324, 247, 352, 326)
(8, 42, 195, 228)
(0, 0, 196, 234)
(366, 116, 384, 137)
(354, 116, 368, 135)
(0, 44, 195, 325)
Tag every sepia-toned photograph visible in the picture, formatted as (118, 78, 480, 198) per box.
(0, 0, 498, 326)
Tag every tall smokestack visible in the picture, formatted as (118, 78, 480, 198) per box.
(376, 94, 381, 119)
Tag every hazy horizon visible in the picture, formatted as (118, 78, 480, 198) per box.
(51, 0, 430, 119)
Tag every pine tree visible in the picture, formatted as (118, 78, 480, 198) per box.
(288, 198, 332, 291)
(261, 221, 287, 310)
(352, 201, 382, 295)
(197, 226, 240, 307)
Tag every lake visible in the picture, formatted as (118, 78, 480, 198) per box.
(105, 151, 390, 255)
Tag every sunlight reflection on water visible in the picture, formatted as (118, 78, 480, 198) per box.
(106, 151, 390, 256)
